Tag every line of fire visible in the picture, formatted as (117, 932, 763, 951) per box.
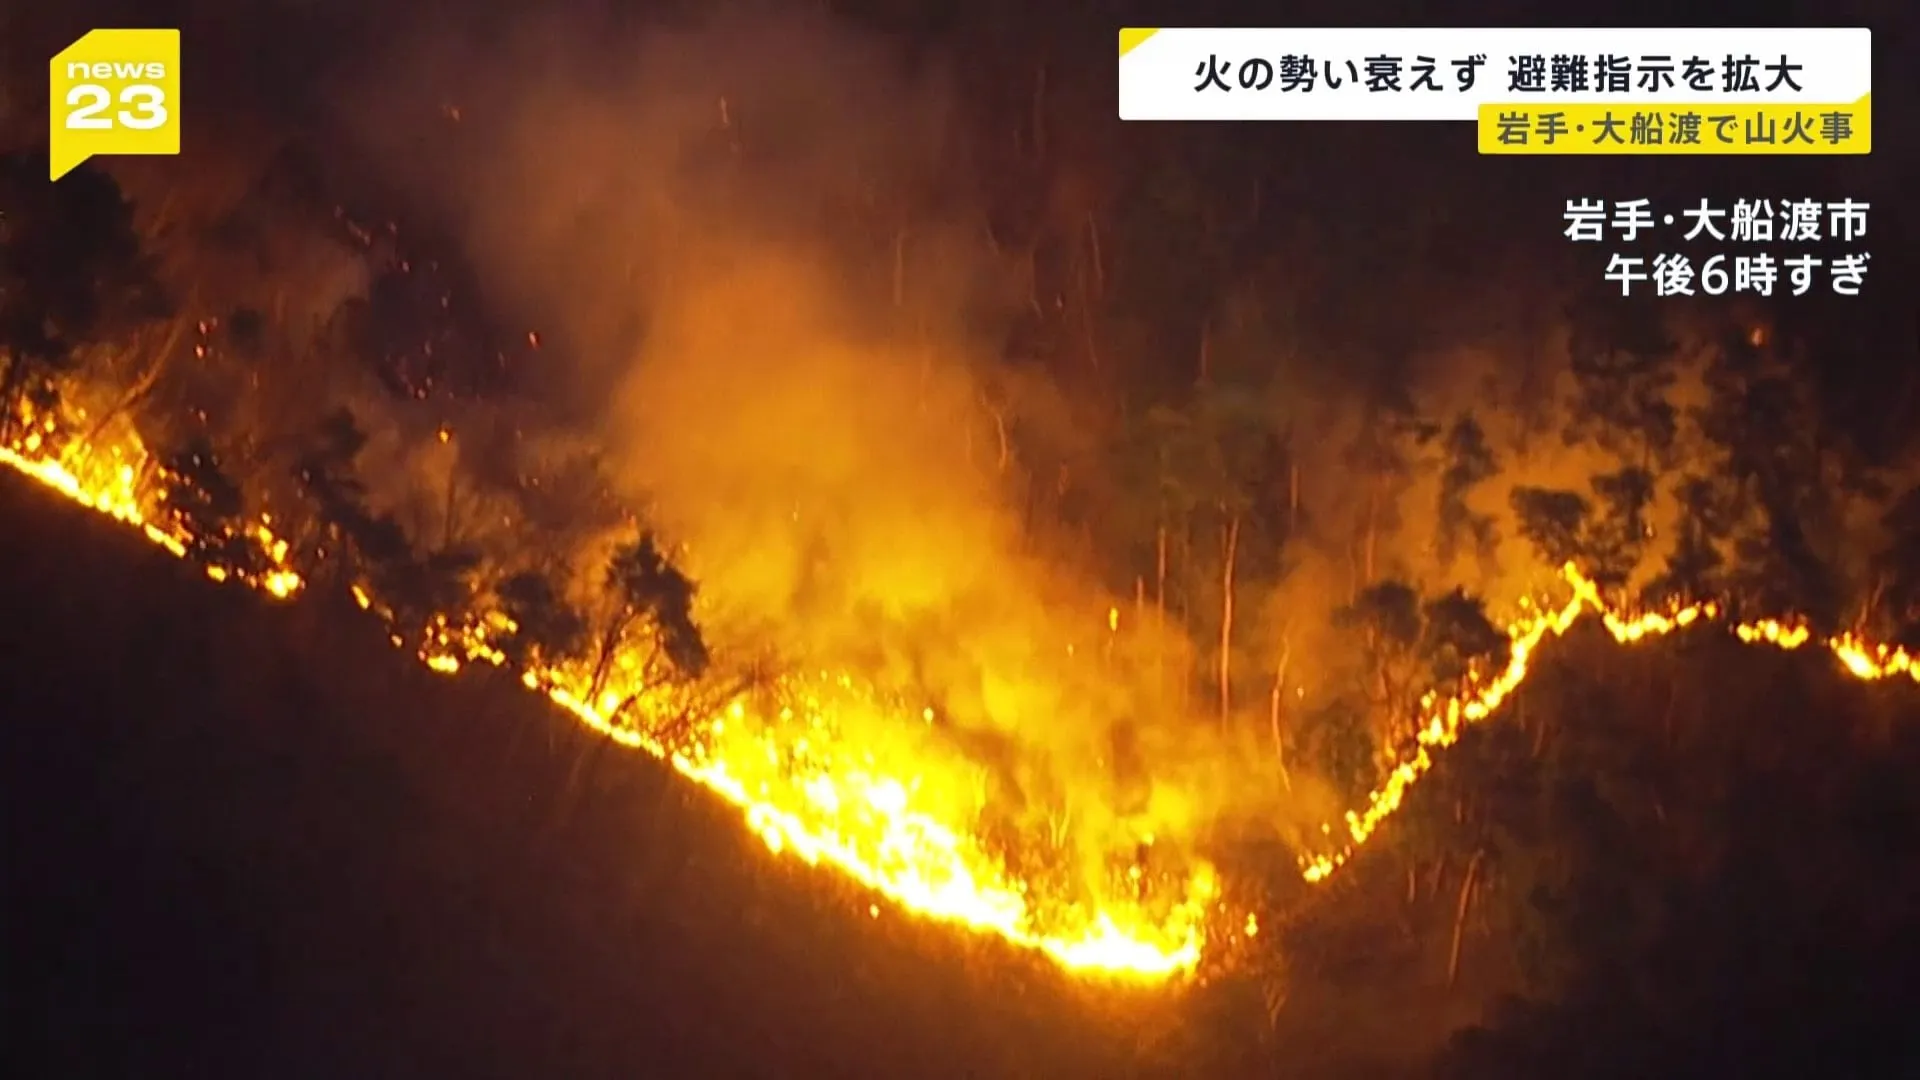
(3, 3, 1915, 1077)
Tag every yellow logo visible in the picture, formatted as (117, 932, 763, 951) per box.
(49, 29, 181, 181)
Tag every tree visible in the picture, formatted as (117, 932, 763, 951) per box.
(588, 528, 712, 721)
(1334, 581, 1426, 761)
(291, 406, 374, 577)
(1510, 487, 1592, 571)
(1875, 483, 1920, 647)
(1344, 388, 1439, 593)
(1432, 640, 1920, 1078)
(496, 570, 590, 669)
(1294, 694, 1375, 807)
(1188, 382, 1279, 725)
(285, 404, 473, 627)
(158, 435, 263, 576)
(1561, 299, 1678, 470)
(518, 449, 623, 551)
(1421, 588, 1508, 685)
(1130, 379, 1275, 721)
(1585, 466, 1656, 594)
(1331, 582, 1508, 791)
(293, 407, 369, 517)
(0, 152, 167, 434)
(1693, 327, 1850, 622)
(1644, 474, 1730, 603)
(379, 544, 482, 632)
(1436, 412, 1501, 580)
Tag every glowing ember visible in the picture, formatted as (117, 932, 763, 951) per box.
(5, 405, 1915, 976)
(0, 409, 1207, 980)
(1297, 563, 1920, 882)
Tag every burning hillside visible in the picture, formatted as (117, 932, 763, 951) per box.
(0, 396, 1222, 978)
(5, 380, 1916, 982)
(2, 0, 1915, 1003)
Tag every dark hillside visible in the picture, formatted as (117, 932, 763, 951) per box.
(0, 473, 1168, 1080)
(10, 466, 1920, 1080)
(1414, 626, 1920, 1077)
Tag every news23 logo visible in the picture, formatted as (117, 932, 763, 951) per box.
(48, 29, 181, 181)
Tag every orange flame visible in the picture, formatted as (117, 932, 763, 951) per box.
(1298, 564, 1920, 881)
(7, 401, 1917, 973)
(0, 407, 1209, 980)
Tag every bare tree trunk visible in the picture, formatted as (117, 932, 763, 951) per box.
(1448, 849, 1485, 988)
(1198, 319, 1212, 383)
(1152, 522, 1169, 693)
(1363, 480, 1379, 585)
(587, 615, 633, 703)
(986, 402, 1010, 474)
(1218, 509, 1240, 726)
(1077, 276, 1101, 371)
(83, 314, 194, 443)
(1268, 631, 1291, 790)
(1175, 521, 1191, 717)
(1288, 462, 1300, 535)
(0, 356, 28, 439)
(1155, 523, 1168, 618)
(1859, 573, 1888, 630)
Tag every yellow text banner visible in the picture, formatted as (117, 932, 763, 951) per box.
(1477, 95, 1869, 155)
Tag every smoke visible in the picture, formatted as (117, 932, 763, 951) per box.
(323, 3, 1277, 868)
(318, 4, 1809, 869)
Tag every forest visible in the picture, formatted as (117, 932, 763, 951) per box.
(4, 1, 1919, 1075)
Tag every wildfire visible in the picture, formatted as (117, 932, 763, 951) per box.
(0, 406, 301, 597)
(0, 407, 1211, 981)
(7, 402, 1917, 978)
(1298, 564, 1920, 882)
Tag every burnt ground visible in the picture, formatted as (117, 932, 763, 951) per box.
(0, 472, 1214, 1080)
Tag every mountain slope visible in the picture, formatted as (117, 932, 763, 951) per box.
(0, 471, 1171, 1080)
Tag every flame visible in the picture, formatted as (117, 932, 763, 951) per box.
(7, 400, 1917, 976)
(1297, 564, 1920, 881)
(0, 406, 1208, 980)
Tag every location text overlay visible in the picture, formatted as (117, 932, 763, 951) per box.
(1563, 198, 1872, 297)
(1119, 28, 1870, 155)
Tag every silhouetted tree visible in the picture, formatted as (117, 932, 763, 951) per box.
(588, 528, 711, 706)
(1336, 580, 1425, 728)
(1646, 475, 1732, 602)
(1877, 483, 1920, 648)
(1586, 466, 1656, 593)
(1421, 588, 1508, 685)
(1436, 412, 1501, 579)
(1695, 329, 1845, 621)
(380, 545, 482, 631)
(497, 569, 589, 668)
(1562, 299, 1678, 471)
(0, 153, 166, 434)
(158, 435, 263, 576)
(1344, 391, 1439, 592)
(1510, 487, 1592, 571)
